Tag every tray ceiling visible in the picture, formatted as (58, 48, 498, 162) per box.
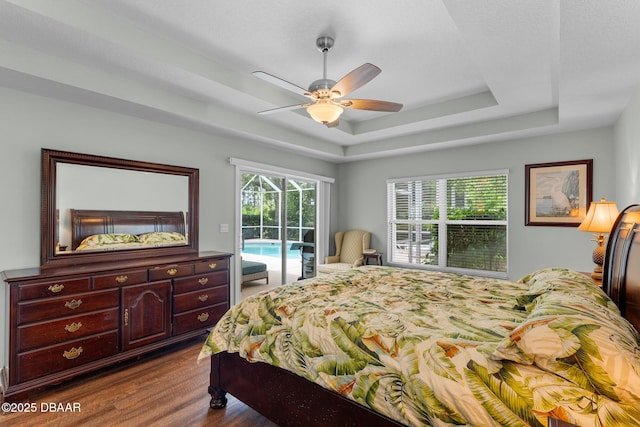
(1, 0, 639, 162)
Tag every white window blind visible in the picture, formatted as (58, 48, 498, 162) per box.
(387, 170, 508, 276)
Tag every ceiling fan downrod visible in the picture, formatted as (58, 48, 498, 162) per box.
(316, 36, 333, 80)
(309, 36, 337, 94)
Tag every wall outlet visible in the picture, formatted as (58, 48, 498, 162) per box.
(219, 223, 229, 233)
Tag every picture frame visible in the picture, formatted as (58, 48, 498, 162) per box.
(525, 159, 593, 227)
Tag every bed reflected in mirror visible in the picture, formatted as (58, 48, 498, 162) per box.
(41, 149, 199, 268)
(56, 163, 189, 253)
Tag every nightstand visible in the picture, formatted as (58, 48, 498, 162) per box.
(363, 251, 383, 266)
(579, 271, 602, 287)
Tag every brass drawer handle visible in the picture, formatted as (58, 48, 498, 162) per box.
(115, 275, 128, 283)
(197, 312, 209, 322)
(198, 294, 209, 302)
(208, 263, 217, 270)
(64, 322, 83, 333)
(48, 284, 65, 293)
(65, 299, 83, 310)
(167, 268, 178, 276)
(124, 309, 129, 327)
(198, 277, 209, 285)
(63, 346, 83, 360)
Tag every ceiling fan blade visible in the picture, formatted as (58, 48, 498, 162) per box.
(257, 103, 306, 115)
(326, 118, 340, 128)
(253, 71, 314, 98)
(340, 99, 403, 112)
(331, 63, 381, 98)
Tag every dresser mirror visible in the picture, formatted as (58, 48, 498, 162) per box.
(41, 149, 199, 268)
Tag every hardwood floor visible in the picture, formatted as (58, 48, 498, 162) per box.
(1, 337, 277, 427)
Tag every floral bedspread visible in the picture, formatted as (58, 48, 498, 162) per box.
(199, 266, 640, 426)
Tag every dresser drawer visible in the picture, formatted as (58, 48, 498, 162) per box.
(18, 308, 119, 352)
(149, 263, 194, 281)
(194, 258, 229, 274)
(93, 269, 148, 289)
(18, 277, 91, 301)
(173, 285, 228, 314)
(18, 289, 119, 324)
(173, 303, 228, 335)
(173, 271, 228, 294)
(17, 331, 119, 383)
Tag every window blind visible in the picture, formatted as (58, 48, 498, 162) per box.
(387, 170, 508, 276)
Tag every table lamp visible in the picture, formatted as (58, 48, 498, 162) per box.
(578, 198, 619, 280)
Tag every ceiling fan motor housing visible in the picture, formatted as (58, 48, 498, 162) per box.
(308, 79, 337, 94)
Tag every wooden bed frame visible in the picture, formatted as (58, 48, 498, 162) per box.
(603, 204, 640, 331)
(69, 209, 186, 250)
(208, 204, 640, 427)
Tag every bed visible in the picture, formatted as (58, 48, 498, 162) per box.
(199, 204, 640, 426)
(66, 209, 188, 252)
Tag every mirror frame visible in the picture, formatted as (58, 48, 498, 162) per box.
(41, 148, 199, 269)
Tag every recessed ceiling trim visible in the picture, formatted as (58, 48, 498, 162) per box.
(344, 107, 559, 158)
(352, 90, 498, 134)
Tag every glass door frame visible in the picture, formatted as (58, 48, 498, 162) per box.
(230, 158, 334, 304)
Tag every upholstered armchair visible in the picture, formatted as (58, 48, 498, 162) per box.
(317, 229, 372, 274)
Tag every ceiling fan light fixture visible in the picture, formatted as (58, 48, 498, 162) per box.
(307, 101, 343, 124)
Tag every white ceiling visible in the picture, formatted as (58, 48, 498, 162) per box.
(2, 0, 640, 162)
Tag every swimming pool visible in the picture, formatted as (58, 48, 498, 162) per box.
(242, 241, 301, 259)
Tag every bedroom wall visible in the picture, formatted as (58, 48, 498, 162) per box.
(614, 87, 640, 208)
(335, 127, 616, 281)
(0, 83, 630, 381)
(0, 87, 339, 374)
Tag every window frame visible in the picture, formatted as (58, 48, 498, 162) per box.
(386, 169, 509, 278)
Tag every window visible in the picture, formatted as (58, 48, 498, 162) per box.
(387, 170, 508, 276)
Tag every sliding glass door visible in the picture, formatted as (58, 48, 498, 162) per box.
(285, 178, 316, 281)
(240, 172, 317, 293)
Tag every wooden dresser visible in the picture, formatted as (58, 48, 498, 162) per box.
(1, 251, 232, 402)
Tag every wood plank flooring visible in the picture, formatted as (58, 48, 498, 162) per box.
(1, 337, 277, 427)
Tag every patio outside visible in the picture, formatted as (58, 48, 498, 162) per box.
(240, 173, 316, 299)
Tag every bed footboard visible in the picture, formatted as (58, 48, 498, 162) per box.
(209, 352, 403, 427)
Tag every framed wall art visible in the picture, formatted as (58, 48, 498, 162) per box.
(525, 159, 593, 227)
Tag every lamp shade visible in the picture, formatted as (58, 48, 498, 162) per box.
(578, 198, 619, 233)
(307, 101, 343, 124)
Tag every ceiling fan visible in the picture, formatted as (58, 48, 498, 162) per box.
(253, 36, 403, 128)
